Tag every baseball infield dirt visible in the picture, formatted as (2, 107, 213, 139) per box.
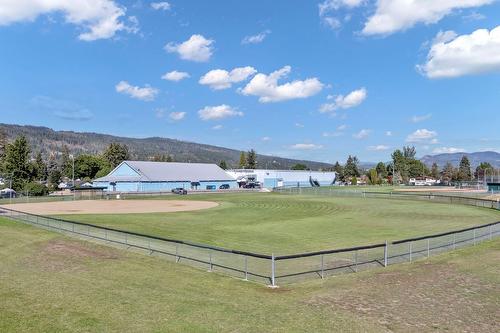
(1, 199, 218, 215)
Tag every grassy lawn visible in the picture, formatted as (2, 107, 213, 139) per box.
(56, 193, 500, 254)
(0, 217, 498, 333)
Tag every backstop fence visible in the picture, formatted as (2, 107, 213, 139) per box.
(1, 191, 499, 287)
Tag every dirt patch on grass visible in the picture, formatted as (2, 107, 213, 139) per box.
(1, 199, 218, 215)
(23, 239, 121, 273)
(307, 262, 500, 332)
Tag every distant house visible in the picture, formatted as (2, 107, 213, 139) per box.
(93, 161, 237, 192)
(409, 177, 440, 186)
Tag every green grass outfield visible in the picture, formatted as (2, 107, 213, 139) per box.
(0, 217, 498, 333)
(56, 192, 500, 255)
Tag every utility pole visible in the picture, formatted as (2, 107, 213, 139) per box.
(70, 155, 75, 200)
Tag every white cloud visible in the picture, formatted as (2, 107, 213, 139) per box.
(211, 125, 223, 130)
(411, 113, 432, 123)
(318, 0, 365, 30)
(165, 34, 214, 62)
(385, 131, 393, 136)
(290, 143, 324, 150)
(432, 147, 466, 154)
(406, 129, 438, 143)
(199, 66, 256, 90)
(368, 145, 390, 151)
(161, 70, 190, 82)
(418, 25, 500, 78)
(151, 2, 171, 11)
(295, 122, 305, 128)
(353, 129, 371, 139)
(242, 30, 271, 44)
(337, 124, 347, 131)
(115, 81, 158, 101)
(362, 0, 493, 36)
(169, 111, 186, 121)
(0, 0, 135, 41)
(240, 66, 323, 103)
(198, 104, 243, 121)
(261, 136, 271, 142)
(320, 88, 367, 113)
(323, 124, 347, 137)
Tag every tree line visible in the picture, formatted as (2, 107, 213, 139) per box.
(0, 130, 130, 195)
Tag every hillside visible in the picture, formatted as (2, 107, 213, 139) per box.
(420, 151, 500, 168)
(0, 123, 333, 170)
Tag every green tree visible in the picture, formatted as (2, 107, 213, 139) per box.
(60, 145, 73, 178)
(333, 161, 344, 181)
(367, 168, 379, 185)
(246, 149, 257, 169)
(238, 152, 246, 168)
(375, 162, 387, 179)
(457, 155, 472, 181)
(219, 160, 228, 170)
(47, 153, 61, 187)
(441, 162, 455, 184)
(4, 136, 32, 190)
(0, 128, 7, 172)
(344, 155, 360, 181)
(291, 163, 308, 170)
(475, 162, 493, 180)
(351, 176, 358, 185)
(75, 154, 109, 179)
(33, 152, 48, 181)
(103, 143, 130, 168)
(431, 162, 440, 179)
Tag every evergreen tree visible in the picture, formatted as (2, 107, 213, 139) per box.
(368, 168, 379, 185)
(33, 152, 48, 181)
(441, 162, 455, 184)
(0, 128, 7, 172)
(47, 153, 61, 186)
(333, 161, 344, 181)
(375, 162, 387, 179)
(475, 162, 493, 180)
(344, 155, 360, 181)
(238, 152, 246, 168)
(246, 149, 257, 169)
(219, 160, 228, 170)
(458, 155, 472, 181)
(431, 162, 440, 179)
(103, 143, 130, 168)
(4, 136, 31, 190)
(60, 145, 73, 178)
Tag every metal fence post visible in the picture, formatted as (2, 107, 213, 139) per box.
(271, 254, 276, 287)
(409, 242, 412, 262)
(320, 254, 324, 279)
(354, 251, 358, 272)
(208, 251, 213, 272)
(175, 243, 180, 262)
(384, 241, 388, 267)
(244, 256, 248, 281)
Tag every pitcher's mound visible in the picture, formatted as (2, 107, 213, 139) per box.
(1, 199, 218, 215)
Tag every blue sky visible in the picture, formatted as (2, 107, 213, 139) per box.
(0, 0, 499, 163)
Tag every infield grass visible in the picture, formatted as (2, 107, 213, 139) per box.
(55, 192, 500, 255)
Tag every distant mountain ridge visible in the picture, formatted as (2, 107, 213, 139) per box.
(0, 123, 333, 170)
(420, 151, 500, 168)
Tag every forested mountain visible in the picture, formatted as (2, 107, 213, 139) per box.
(0, 123, 333, 170)
(420, 151, 500, 168)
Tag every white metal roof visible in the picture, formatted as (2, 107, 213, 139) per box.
(94, 161, 235, 182)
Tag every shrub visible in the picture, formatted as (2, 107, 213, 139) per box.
(24, 182, 49, 196)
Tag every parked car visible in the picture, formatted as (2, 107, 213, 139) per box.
(206, 185, 216, 190)
(243, 182, 261, 189)
(0, 189, 16, 198)
(171, 188, 187, 195)
(219, 184, 230, 190)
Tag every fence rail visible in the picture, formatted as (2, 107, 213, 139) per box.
(1, 190, 500, 286)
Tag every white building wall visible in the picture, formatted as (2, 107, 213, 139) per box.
(227, 169, 336, 188)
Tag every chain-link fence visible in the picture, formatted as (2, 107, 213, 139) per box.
(1, 197, 499, 287)
(274, 187, 500, 210)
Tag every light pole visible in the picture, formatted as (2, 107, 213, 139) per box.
(70, 155, 75, 200)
